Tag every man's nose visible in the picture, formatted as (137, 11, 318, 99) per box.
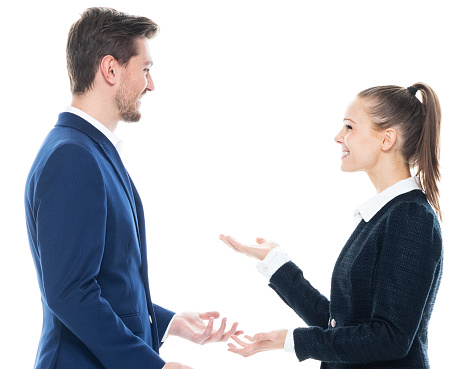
(146, 72, 155, 92)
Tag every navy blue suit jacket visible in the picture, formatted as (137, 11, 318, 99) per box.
(25, 113, 175, 368)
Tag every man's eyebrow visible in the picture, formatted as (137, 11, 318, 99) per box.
(144, 61, 153, 67)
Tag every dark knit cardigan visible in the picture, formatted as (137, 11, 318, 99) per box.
(269, 190, 442, 368)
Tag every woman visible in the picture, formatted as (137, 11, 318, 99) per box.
(220, 83, 443, 368)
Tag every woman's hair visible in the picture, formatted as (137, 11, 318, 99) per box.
(357, 83, 442, 219)
(67, 7, 159, 95)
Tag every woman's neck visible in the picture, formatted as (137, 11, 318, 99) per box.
(367, 162, 412, 194)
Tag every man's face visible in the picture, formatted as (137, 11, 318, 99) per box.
(114, 37, 154, 122)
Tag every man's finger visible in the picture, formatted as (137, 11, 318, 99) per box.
(219, 322, 239, 341)
(198, 317, 214, 344)
(209, 317, 227, 342)
(198, 311, 220, 320)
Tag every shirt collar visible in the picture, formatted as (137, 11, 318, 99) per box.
(64, 106, 121, 150)
(354, 176, 422, 226)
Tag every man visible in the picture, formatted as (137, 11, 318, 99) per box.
(25, 7, 239, 369)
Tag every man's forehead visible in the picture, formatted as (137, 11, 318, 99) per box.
(133, 37, 153, 63)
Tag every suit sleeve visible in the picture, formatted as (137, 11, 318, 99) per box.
(282, 202, 442, 364)
(269, 262, 330, 329)
(35, 144, 166, 369)
(153, 303, 176, 347)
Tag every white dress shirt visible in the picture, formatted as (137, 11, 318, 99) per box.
(64, 106, 122, 153)
(353, 176, 421, 226)
(256, 176, 422, 353)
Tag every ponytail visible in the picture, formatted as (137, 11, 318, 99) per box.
(411, 83, 442, 220)
(357, 83, 442, 220)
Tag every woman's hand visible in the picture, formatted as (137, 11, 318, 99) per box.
(227, 329, 288, 357)
(219, 235, 280, 261)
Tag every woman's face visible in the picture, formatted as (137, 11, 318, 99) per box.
(335, 98, 384, 174)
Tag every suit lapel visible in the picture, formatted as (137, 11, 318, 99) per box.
(55, 113, 141, 239)
(98, 143, 142, 238)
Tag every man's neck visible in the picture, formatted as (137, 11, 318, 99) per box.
(71, 94, 119, 132)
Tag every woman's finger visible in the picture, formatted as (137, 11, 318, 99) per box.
(231, 335, 252, 348)
(219, 234, 243, 253)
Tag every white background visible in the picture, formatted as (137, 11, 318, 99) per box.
(0, 1, 466, 368)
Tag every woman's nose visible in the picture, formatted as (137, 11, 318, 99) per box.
(334, 126, 345, 144)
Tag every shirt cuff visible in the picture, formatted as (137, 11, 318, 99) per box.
(256, 247, 291, 280)
(161, 314, 177, 343)
(284, 328, 295, 353)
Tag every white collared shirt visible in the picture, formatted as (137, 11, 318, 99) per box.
(353, 176, 422, 226)
(64, 106, 122, 153)
(256, 176, 422, 353)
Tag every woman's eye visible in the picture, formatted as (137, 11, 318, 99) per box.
(346, 124, 352, 130)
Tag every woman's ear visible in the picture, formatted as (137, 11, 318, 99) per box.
(381, 128, 398, 151)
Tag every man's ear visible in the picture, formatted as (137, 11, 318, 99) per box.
(381, 128, 398, 152)
(99, 55, 119, 86)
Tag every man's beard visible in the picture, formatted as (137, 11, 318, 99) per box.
(114, 83, 142, 123)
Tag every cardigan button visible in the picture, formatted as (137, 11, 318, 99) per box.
(330, 319, 336, 328)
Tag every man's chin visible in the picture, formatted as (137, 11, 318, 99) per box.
(120, 110, 141, 123)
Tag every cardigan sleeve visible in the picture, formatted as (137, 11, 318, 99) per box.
(290, 201, 442, 363)
(269, 261, 330, 329)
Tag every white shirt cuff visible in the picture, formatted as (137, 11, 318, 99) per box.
(161, 314, 177, 343)
(256, 247, 291, 280)
(284, 328, 295, 353)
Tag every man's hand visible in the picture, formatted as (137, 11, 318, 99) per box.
(227, 329, 287, 357)
(219, 235, 280, 261)
(168, 311, 242, 345)
(163, 362, 194, 369)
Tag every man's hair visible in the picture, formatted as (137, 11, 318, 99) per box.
(67, 7, 159, 94)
